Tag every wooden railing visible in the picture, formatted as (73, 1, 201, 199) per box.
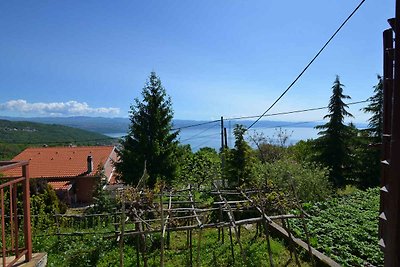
(0, 161, 32, 267)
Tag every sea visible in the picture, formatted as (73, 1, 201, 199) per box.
(105, 125, 320, 151)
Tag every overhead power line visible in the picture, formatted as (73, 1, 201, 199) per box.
(247, 119, 324, 130)
(226, 99, 368, 121)
(180, 123, 220, 142)
(174, 99, 368, 132)
(246, 0, 366, 131)
(3, 100, 368, 145)
(171, 120, 220, 131)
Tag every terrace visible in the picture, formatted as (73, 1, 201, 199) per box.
(0, 161, 46, 267)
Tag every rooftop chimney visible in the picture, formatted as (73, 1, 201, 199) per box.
(87, 155, 93, 174)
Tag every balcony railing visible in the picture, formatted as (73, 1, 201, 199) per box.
(0, 161, 32, 267)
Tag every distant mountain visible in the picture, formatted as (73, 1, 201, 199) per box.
(0, 119, 115, 145)
(0, 116, 130, 134)
(0, 116, 368, 135)
(0, 119, 117, 160)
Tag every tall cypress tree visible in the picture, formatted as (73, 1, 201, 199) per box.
(354, 76, 383, 188)
(115, 72, 179, 187)
(363, 75, 383, 140)
(225, 124, 254, 187)
(316, 76, 353, 187)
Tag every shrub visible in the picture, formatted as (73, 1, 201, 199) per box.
(251, 159, 332, 203)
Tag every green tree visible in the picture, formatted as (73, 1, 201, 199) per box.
(225, 124, 255, 187)
(315, 76, 353, 187)
(115, 72, 179, 187)
(352, 76, 384, 188)
(251, 159, 331, 203)
(177, 147, 221, 189)
(29, 181, 67, 229)
(250, 129, 289, 163)
(362, 75, 383, 140)
(345, 124, 380, 187)
(87, 165, 116, 214)
(287, 139, 318, 164)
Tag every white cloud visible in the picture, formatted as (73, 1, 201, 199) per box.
(0, 99, 120, 116)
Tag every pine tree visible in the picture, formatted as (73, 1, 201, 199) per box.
(115, 72, 179, 187)
(363, 75, 383, 140)
(353, 76, 383, 188)
(225, 124, 254, 187)
(316, 75, 353, 187)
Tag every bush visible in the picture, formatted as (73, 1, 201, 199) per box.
(287, 139, 318, 164)
(176, 146, 221, 189)
(251, 159, 332, 203)
(30, 183, 66, 230)
(86, 166, 117, 215)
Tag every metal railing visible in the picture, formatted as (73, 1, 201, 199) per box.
(0, 161, 32, 267)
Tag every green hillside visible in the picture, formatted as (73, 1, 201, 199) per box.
(0, 119, 116, 160)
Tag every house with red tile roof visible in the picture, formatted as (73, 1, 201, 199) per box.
(1, 146, 118, 205)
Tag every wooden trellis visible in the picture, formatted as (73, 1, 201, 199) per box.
(111, 184, 338, 267)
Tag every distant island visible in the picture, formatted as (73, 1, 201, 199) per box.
(0, 119, 116, 160)
(0, 116, 367, 135)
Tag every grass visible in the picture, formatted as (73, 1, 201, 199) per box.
(32, 222, 312, 266)
(96, 226, 311, 267)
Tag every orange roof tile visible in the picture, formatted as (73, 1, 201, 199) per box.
(2, 146, 116, 179)
(48, 180, 73, 191)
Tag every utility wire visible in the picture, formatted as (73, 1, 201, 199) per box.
(246, 0, 366, 131)
(176, 99, 368, 132)
(227, 100, 368, 121)
(3, 1, 367, 147)
(246, 119, 324, 130)
(3, 100, 368, 145)
(182, 132, 220, 142)
(180, 123, 220, 142)
(171, 120, 220, 131)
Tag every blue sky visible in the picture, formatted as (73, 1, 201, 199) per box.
(0, 0, 393, 123)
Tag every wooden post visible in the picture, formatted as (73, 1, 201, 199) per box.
(113, 208, 118, 233)
(1, 189, 6, 267)
(220, 116, 226, 187)
(224, 127, 228, 148)
(228, 225, 235, 264)
(380, 27, 393, 255)
(160, 187, 165, 267)
(22, 164, 32, 262)
(142, 221, 148, 267)
(262, 214, 274, 267)
(119, 190, 125, 267)
(218, 221, 220, 241)
(9, 184, 14, 254)
(55, 213, 61, 245)
(196, 229, 203, 267)
(189, 226, 193, 267)
(215, 185, 246, 264)
(167, 226, 170, 249)
(221, 116, 224, 150)
(219, 204, 224, 243)
(380, 7, 400, 264)
(12, 184, 19, 258)
(282, 218, 301, 266)
(390, 6, 400, 265)
(291, 183, 315, 267)
(135, 222, 140, 267)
